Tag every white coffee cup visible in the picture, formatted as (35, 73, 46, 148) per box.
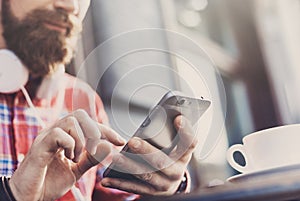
(227, 124, 300, 173)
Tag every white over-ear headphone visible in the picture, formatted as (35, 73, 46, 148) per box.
(0, 49, 29, 93)
(0, 49, 65, 96)
(0, 49, 66, 128)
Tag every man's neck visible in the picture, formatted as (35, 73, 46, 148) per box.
(0, 38, 6, 48)
(0, 20, 7, 49)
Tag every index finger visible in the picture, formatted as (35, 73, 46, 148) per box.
(72, 109, 101, 139)
(72, 109, 101, 155)
(97, 123, 126, 146)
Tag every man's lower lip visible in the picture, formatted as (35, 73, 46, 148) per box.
(44, 22, 66, 34)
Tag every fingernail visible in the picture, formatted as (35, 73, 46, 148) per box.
(117, 136, 126, 144)
(89, 146, 97, 156)
(102, 180, 110, 187)
(178, 117, 185, 128)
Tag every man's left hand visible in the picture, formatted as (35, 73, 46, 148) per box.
(101, 115, 198, 195)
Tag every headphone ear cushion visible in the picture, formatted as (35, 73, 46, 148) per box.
(0, 49, 29, 93)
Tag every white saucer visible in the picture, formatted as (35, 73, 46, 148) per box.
(227, 164, 300, 183)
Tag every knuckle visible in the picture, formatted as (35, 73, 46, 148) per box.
(147, 189, 156, 195)
(138, 173, 153, 182)
(129, 138, 143, 151)
(156, 158, 167, 170)
(65, 116, 77, 126)
(138, 138, 146, 147)
(169, 171, 183, 181)
(52, 127, 63, 136)
(152, 179, 169, 192)
(159, 184, 170, 192)
(74, 109, 89, 118)
(128, 184, 140, 193)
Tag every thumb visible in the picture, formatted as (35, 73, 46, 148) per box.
(73, 141, 111, 179)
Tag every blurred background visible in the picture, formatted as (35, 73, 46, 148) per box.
(68, 0, 300, 190)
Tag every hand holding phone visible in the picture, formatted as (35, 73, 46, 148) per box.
(103, 91, 211, 181)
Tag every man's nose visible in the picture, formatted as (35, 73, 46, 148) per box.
(54, 0, 79, 15)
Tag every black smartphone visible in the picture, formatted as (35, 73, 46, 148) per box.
(103, 91, 211, 180)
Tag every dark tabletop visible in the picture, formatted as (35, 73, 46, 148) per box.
(140, 164, 300, 201)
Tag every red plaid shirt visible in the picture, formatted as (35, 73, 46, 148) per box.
(0, 73, 136, 201)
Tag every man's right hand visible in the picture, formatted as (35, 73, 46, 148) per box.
(8, 109, 125, 201)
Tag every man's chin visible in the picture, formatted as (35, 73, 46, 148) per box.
(1, 2, 78, 77)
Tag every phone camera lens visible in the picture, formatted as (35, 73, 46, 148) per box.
(177, 99, 185, 105)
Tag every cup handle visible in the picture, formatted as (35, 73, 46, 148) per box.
(227, 144, 249, 173)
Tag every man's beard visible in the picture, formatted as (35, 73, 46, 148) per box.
(1, 0, 82, 77)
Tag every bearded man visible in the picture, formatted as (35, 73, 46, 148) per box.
(0, 0, 198, 200)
